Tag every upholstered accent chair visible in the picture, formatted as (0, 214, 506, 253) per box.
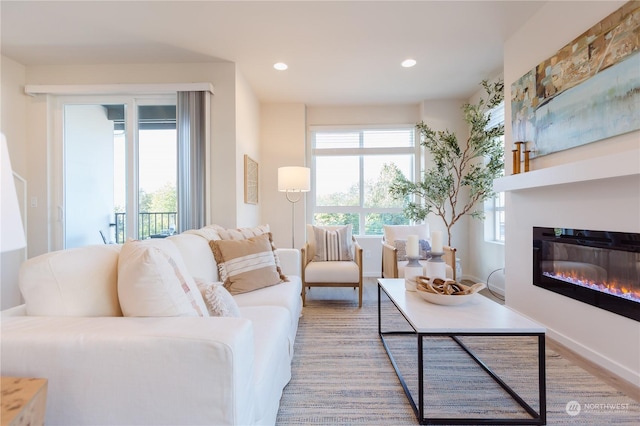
(381, 224, 457, 281)
(301, 224, 363, 307)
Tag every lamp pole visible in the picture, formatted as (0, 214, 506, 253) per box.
(285, 190, 302, 248)
(278, 166, 311, 249)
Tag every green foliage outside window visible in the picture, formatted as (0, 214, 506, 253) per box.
(313, 213, 360, 234)
(139, 182, 177, 213)
(115, 182, 177, 242)
(314, 162, 410, 235)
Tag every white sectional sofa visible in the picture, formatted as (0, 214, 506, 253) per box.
(1, 225, 303, 426)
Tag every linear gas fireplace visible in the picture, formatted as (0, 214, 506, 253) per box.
(533, 227, 640, 322)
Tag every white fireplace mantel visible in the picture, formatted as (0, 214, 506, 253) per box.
(494, 150, 640, 192)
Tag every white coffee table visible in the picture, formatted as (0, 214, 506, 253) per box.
(378, 278, 546, 425)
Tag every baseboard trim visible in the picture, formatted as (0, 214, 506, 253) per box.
(546, 328, 640, 392)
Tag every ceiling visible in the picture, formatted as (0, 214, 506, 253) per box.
(1, 1, 546, 105)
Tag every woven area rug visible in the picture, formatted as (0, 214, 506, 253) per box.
(276, 298, 639, 425)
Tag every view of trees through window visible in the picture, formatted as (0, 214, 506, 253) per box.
(311, 128, 416, 235)
(113, 126, 177, 242)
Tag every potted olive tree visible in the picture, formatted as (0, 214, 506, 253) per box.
(389, 79, 504, 247)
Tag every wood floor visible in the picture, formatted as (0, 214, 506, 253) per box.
(302, 277, 640, 403)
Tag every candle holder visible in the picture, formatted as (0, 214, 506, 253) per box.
(524, 150, 531, 172)
(514, 141, 526, 174)
(404, 256, 423, 291)
(425, 252, 446, 280)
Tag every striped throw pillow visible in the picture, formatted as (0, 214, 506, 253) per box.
(312, 225, 353, 261)
(209, 233, 287, 295)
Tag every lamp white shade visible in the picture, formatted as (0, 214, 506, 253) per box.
(278, 166, 310, 192)
(1, 134, 26, 253)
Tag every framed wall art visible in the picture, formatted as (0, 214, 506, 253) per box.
(511, 1, 640, 158)
(244, 155, 258, 204)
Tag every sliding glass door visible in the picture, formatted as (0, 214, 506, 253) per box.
(57, 95, 177, 249)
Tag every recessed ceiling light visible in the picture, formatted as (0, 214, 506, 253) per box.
(401, 59, 417, 68)
(274, 62, 288, 71)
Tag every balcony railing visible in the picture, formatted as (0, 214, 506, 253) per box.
(114, 212, 177, 244)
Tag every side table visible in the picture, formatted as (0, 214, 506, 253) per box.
(1, 377, 48, 426)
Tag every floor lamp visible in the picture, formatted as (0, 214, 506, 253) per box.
(278, 166, 311, 248)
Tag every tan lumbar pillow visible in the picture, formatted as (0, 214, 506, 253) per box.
(209, 233, 286, 295)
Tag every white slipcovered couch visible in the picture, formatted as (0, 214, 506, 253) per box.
(1, 225, 303, 426)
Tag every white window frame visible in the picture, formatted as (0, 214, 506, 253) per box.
(484, 101, 505, 244)
(307, 124, 420, 236)
(51, 94, 177, 250)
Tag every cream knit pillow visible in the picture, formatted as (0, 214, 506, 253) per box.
(195, 278, 241, 317)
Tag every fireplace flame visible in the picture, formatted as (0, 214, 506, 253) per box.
(543, 270, 640, 304)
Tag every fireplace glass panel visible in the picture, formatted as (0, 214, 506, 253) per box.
(533, 227, 640, 322)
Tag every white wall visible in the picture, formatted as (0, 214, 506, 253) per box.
(235, 70, 261, 227)
(260, 103, 307, 250)
(0, 55, 28, 309)
(306, 104, 420, 126)
(504, 0, 640, 385)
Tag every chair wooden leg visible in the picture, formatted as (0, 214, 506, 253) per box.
(302, 284, 306, 307)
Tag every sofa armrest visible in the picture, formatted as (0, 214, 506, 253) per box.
(275, 248, 301, 277)
(1, 316, 256, 426)
(381, 241, 399, 278)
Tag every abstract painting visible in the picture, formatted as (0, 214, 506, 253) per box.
(511, 2, 640, 157)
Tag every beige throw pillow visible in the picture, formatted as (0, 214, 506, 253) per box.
(216, 224, 271, 240)
(214, 224, 286, 273)
(209, 233, 287, 295)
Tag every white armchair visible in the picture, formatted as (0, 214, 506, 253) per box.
(301, 225, 363, 307)
(381, 224, 456, 280)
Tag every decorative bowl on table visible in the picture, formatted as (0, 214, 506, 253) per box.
(415, 276, 486, 306)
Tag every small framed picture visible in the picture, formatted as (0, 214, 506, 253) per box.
(244, 155, 258, 204)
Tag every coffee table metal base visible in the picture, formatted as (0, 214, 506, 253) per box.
(378, 284, 546, 425)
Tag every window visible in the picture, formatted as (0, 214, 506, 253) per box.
(310, 126, 418, 235)
(484, 101, 505, 243)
